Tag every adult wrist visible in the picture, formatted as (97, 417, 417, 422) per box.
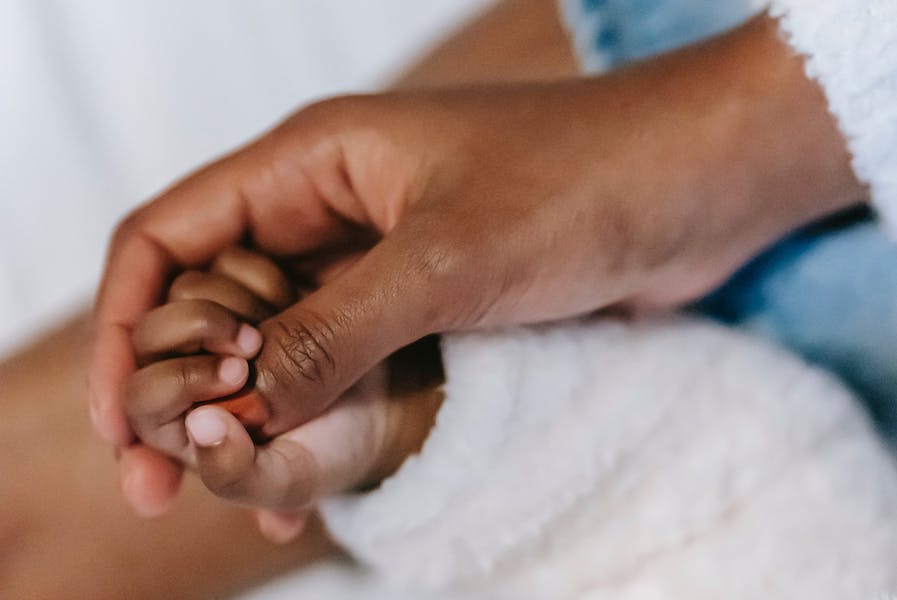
(580, 14, 865, 306)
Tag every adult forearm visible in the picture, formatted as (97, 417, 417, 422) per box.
(393, 11, 865, 309)
(590, 13, 866, 306)
(692, 14, 864, 253)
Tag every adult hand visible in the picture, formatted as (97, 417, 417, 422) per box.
(91, 15, 861, 516)
(117, 245, 443, 541)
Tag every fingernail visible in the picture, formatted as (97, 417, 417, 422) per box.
(187, 409, 228, 447)
(235, 324, 263, 356)
(218, 357, 248, 386)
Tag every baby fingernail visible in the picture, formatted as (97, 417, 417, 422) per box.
(235, 324, 263, 356)
(187, 409, 227, 447)
(219, 357, 248, 386)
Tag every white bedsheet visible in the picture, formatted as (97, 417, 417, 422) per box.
(0, 0, 489, 356)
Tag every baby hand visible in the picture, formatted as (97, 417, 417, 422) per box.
(123, 246, 442, 539)
(184, 340, 441, 521)
(124, 246, 295, 467)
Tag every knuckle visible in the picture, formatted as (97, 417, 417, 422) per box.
(277, 94, 370, 139)
(110, 210, 144, 249)
(404, 227, 471, 287)
(414, 240, 463, 282)
(258, 312, 338, 396)
(189, 312, 215, 338)
(185, 300, 226, 335)
(204, 459, 250, 501)
(400, 229, 475, 328)
(167, 270, 204, 300)
(299, 94, 362, 121)
(173, 360, 202, 392)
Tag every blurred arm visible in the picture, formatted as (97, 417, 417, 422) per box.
(1, 1, 576, 597)
(0, 317, 336, 599)
(395, 0, 577, 88)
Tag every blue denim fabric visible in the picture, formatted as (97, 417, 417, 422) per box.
(697, 210, 897, 444)
(565, 0, 897, 442)
(564, 0, 755, 70)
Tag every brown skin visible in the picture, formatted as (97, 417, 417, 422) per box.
(125, 247, 289, 464)
(0, 250, 443, 598)
(395, 0, 577, 89)
(91, 13, 865, 519)
(2, 0, 572, 595)
(124, 248, 442, 515)
(0, 317, 336, 599)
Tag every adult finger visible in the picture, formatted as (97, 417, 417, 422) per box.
(89, 121, 352, 445)
(252, 221, 466, 437)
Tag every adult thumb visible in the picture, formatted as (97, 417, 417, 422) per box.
(252, 224, 464, 438)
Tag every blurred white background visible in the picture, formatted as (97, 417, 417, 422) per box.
(0, 0, 490, 355)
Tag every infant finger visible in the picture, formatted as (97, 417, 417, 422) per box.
(119, 444, 184, 518)
(211, 246, 297, 311)
(168, 270, 275, 323)
(132, 299, 263, 365)
(125, 355, 249, 461)
(186, 406, 321, 510)
(188, 390, 403, 512)
(254, 510, 311, 544)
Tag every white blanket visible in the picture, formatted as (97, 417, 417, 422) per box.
(320, 2, 897, 593)
(322, 319, 897, 598)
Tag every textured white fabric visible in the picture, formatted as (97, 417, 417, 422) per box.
(255, 3, 897, 596)
(323, 318, 897, 598)
(756, 0, 897, 232)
